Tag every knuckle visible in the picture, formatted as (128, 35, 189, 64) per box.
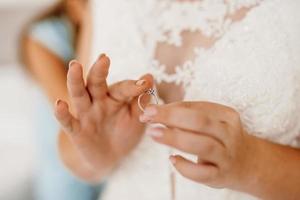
(206, 142, 215, 154)
(227, 108, 241, 123)
(181, 102, 193, 108)
(197, 116, 210, 126)
(217, 122, 231, 139)
(201, 142, 216, 155)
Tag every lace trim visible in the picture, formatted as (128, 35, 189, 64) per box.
(145, 0, 263, 44)
(151, 60, 195, 87)
(138, 0, 263, 86)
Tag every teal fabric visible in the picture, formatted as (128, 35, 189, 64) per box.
(34, 93, 104, 200)
(30, 17, 104, 200)
(30, 16, 75, 63)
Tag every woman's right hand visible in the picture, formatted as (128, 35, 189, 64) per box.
(55, 54, 153, 180)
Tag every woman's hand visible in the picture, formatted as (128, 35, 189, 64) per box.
(140, 101, 259, 191)
(55, 54, 153, 180)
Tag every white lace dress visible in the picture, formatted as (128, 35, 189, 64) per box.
(90, 0, 300, 199)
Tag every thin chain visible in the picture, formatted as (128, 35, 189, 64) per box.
(171, 171, 176, 200)
(169, 148, 176, 200)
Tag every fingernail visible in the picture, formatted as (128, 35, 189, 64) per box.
(136, 79, 146, 86)
(69, 60, 79, 68)
(55, 99, 62, 106)
(99, 53, 106, 59)
(139, 115, 152, 123)
(145, 129, 163, 138)
(169, 156, 176, 165)
(144, 107, 157, 117)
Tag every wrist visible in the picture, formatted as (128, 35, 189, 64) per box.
(235, 134, 266, 197)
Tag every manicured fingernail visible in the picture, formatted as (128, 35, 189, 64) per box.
(136, 79, 146, 86)
(139, 115, 151, 123)
(169, 156, 176, 165)
(69, 60, 79, 68)
(55, 99, 62, 106)
(99, 53, 106, 59)
(144, 107, 157, 117)
(145, 129, 163, 138)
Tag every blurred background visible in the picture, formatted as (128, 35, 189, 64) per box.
(0, 0, 58, 199)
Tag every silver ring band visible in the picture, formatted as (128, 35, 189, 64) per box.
(138, 88, 159, 112)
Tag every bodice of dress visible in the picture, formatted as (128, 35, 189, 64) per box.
(90, 0, 300, 199)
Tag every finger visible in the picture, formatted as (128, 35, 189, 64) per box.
(67, 60, 91, 114)
(146, 127, 224, 163)
(108, 74, 153, 103)
(86, 54, 110, 100)
(170, 155, 219, 184)
(140, 103, 228, 143)
(54, 99, 80, 135)
(141, 103, 209, 130)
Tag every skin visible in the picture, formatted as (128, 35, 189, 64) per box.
(24, 0, 90, 104)
(47, 1, 300, 199)
(54, 0, 254, 180)
(65, 0, 87, 26)
(140, 103, 300, 200)
(55, 56, 300, 199)
(23, 0, 94, 178)
(64, 0, 92, 73)
(56, 55, 154, 181)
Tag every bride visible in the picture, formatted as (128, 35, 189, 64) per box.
(54, 0, 300, 199)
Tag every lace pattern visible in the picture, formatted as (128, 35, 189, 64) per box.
(135, 0, 263, 86)
(90, 0, 300, 199)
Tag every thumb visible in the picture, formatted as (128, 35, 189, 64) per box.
(108, 74, 153, 103)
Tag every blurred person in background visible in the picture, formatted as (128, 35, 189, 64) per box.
(20, 0, 103, 200)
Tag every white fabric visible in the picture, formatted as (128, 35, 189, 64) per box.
(91, 0, 300, 199)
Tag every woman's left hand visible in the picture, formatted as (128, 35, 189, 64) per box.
(140, 101, 259, 190)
